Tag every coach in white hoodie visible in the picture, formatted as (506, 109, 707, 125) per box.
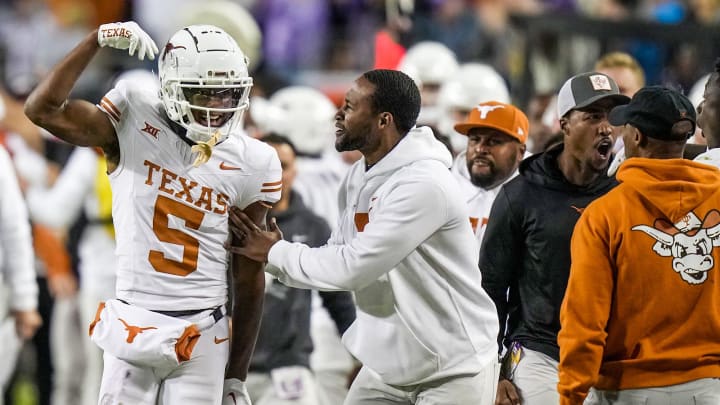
(229, 69, 500, 404)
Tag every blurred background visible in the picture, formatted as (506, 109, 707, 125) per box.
(1, 0, 718, 109)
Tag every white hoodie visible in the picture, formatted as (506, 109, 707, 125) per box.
(267, 126, 499, 385)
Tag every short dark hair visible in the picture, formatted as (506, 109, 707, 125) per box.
(362, 69, 421, 134)
(260, 132, 298, 156)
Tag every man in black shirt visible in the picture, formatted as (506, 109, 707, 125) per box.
(480, 72, 629, 405)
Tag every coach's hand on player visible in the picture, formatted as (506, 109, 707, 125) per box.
(97, 21, 159, 61)
(222, 378, 252, 405)
(226, 206, 283, 262)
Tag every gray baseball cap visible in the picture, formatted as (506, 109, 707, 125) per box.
(557, 72, 630, 118)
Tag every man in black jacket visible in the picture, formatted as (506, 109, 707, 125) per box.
(247, 134, 356, 404)
(480, 72, 629, 405)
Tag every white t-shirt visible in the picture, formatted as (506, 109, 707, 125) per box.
(450, 151, 520, 246)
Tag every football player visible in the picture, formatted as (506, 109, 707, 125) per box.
(25, 21, 280, 405)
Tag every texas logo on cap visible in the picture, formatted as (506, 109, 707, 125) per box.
(475, 104, 504, 119)
(454, 101, 529, 144)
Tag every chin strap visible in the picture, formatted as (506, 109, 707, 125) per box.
(191, 130, 222, 167)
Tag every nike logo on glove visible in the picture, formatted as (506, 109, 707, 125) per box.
(215, 336, 229, 344)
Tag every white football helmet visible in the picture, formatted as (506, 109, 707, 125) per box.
(177, 1, 263, 71)
(689, 73, 711, 108)
(158, 25, 253, 144)
(398, 41, 459, 125)
(397, 41, 459, 86)
(436, 63, 510, 153)
(251, 86, 337, 156)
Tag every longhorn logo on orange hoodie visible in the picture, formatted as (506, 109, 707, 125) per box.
(632, 210, 720, 285)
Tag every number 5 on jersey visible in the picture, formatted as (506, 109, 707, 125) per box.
(149, 194, 205, 276)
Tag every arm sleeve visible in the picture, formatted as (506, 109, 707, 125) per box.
(308, 209, 356, 333)
(326, 173, 351, 247)
(0, 147, 38, 311)
(96, 79, 129, 127)
(26, 147, 97, 228)
(557, 208, 613, 405)
(479, 188, 522, 350)
(237, 148, 282, 208)
(267, 180, 449, 291)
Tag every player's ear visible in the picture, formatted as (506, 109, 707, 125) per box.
(378, 112, 391, 128)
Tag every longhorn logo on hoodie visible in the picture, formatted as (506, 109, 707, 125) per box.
(632, 210, 720, 285)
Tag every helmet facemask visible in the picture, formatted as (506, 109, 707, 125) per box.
(175, 78, 251, 142)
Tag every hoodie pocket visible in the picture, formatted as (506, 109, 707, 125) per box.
(342, 310, 439, 386)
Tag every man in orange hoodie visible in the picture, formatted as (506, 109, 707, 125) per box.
(558, 86, 720, 404)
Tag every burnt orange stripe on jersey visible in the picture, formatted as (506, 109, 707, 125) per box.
(262, 180, 282, 187)
(101, 97, 121, 119)
(261, 186, 282, 193)
(99, 100, 120, 121)
(97, 102, 119, 122)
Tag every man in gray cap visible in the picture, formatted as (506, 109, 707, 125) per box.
(558, 86, 720, 404)
(480, 72, 629, 405)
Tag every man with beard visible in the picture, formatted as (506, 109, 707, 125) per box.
(451, 101, 528, 245)
(480, 72, 629, 405)
(227, 69, 501, 404)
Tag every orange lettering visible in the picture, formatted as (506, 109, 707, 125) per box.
(213, 193, 229, 215)
(469, 217, 479, 232)
(175, 176, 197, 203)
(194, 187, 213, 211)
(354, 213, 369, 232)
(159, 168, 178, 195)
(149, 195, 204, 276)
(144, 160, 161, 185)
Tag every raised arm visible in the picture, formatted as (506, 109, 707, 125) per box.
(24, 22, 157, 168)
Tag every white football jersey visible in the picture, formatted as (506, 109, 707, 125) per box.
(450, 151, 518, 245)
(97, 80, 281, 311)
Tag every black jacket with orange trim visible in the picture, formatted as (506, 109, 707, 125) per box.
(479, 143, 617, 361)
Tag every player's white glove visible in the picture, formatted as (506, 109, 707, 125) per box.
(97, 21, 159, 61)
(222, 378, 252, 405)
